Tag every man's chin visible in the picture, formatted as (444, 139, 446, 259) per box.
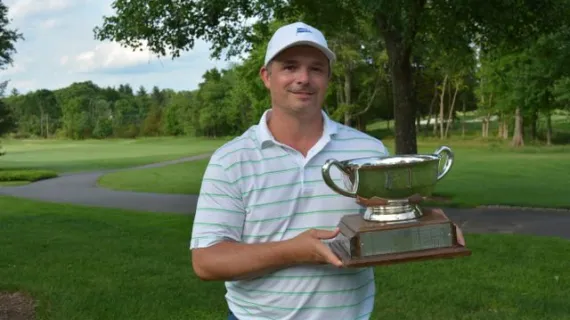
(291, 97, 317, 106)
(288, 104, 321, 114)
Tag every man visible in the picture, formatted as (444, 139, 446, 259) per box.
(190, 22, 390, 319)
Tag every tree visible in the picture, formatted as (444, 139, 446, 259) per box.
(0, 80, 15, 155)
(93, 0, 568, 154)
(0, 2, 24, 70)
(0, 2, 23, 155)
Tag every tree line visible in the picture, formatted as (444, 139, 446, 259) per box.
(91, 0, 570, 152)
(1, 0, 569, 149)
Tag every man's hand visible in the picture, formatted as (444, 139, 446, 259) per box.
(454, 223, 466, 246)
(285, 228, 344, 268)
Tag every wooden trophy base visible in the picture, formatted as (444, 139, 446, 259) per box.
(328, 208, 471, 268)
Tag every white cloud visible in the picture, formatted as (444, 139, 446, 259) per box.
(0, 0, 243, 94)
(39, 19, 60, 29)
(70, 41, 168, 72)
(60, 55, 69, 66)
(5, 0, 74, 19)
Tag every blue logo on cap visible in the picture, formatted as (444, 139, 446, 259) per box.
(296, 27, 311, 34)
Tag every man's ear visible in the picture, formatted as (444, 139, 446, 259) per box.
(260, 65, 271, 89)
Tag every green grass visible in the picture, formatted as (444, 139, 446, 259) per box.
(1, 195, 569, 319)
(0, 137, 228, 173)
(368, 112, 570, 144)
(0, 181, 30, 186)
(97, 138, 570, 209)
(97, 159, 210, 194)
(399, 139, 570, 209)
(0, 196, 224, 320)
(0, 169, 58, 182)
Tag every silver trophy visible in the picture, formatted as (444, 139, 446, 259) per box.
(322, 146, 470, 267)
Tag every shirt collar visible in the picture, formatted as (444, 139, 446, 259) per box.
(255, 108, 338, 149)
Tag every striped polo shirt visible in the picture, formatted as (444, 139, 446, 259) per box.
(190, 109, 389, 320)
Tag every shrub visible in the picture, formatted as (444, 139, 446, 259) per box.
(0, 169, 58, 182)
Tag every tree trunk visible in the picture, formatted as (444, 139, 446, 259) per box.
(530, 110, 537, 141)
(439, 74, 448, 139)
(481, 93, 493, 138)
(498, 121, 503, 138)
(546, 111, 552, 145)
(425, 82, 437, 135)
(376, 16, 418, 154)
(352, 76, 381, 121)
(444, 81, 459, 138)
(480, 95, 486, 138)
(485, 113, 490, 137)
(511, 107, 524, 147)
(357, 115, 368, 132)
(502, 120, 509, 139)
(344, 112, 351, 127)
(461, 98, 466, 138)
(497, 112, 503, 137)
(433, 114, 438, 136)
(386, 45, 417, 153)
(482, 116, 488, 138)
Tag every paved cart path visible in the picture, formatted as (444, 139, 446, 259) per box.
(1, 153, 569, 240)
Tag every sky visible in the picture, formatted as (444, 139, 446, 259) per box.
(1, 0, 241, 94)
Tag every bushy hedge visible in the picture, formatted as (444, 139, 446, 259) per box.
(0, 169, 58, 182)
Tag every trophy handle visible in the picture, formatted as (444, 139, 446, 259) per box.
(434, 146, 454, 181)
(322, 159, 357, 198)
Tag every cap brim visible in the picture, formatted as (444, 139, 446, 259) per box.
(265, 40, 336, 66)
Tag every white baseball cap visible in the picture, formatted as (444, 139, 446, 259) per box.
(264, 22, 336, 67)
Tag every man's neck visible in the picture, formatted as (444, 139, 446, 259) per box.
(267, 107, 324, 156)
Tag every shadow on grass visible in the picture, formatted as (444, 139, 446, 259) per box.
(424, 192, 570, 210)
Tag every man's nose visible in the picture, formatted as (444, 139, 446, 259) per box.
(295, 68, 310, 84)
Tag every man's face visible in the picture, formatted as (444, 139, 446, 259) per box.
(260, 45, 330, 115)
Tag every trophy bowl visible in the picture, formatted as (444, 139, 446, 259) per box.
(321, 146, 469, 267)
(322, 146, 454, 222)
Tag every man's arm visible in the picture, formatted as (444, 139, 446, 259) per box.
(189, 157, 343, 282)
(192, 228, 343, 281)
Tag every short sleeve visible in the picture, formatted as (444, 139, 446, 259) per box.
(190, 158, 246, 249)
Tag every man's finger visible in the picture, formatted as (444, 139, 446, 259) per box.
(454, 224, 466, 246)
(311, 228, 340, 240)
(317, 243, 343, 267)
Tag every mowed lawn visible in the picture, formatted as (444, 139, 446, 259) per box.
(97, 158, 210, 194)
(413, 140, 570, 208)
(0, 137, 229, 172)
(1, 195, 569, 320)
(97, 138, 570, 209)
